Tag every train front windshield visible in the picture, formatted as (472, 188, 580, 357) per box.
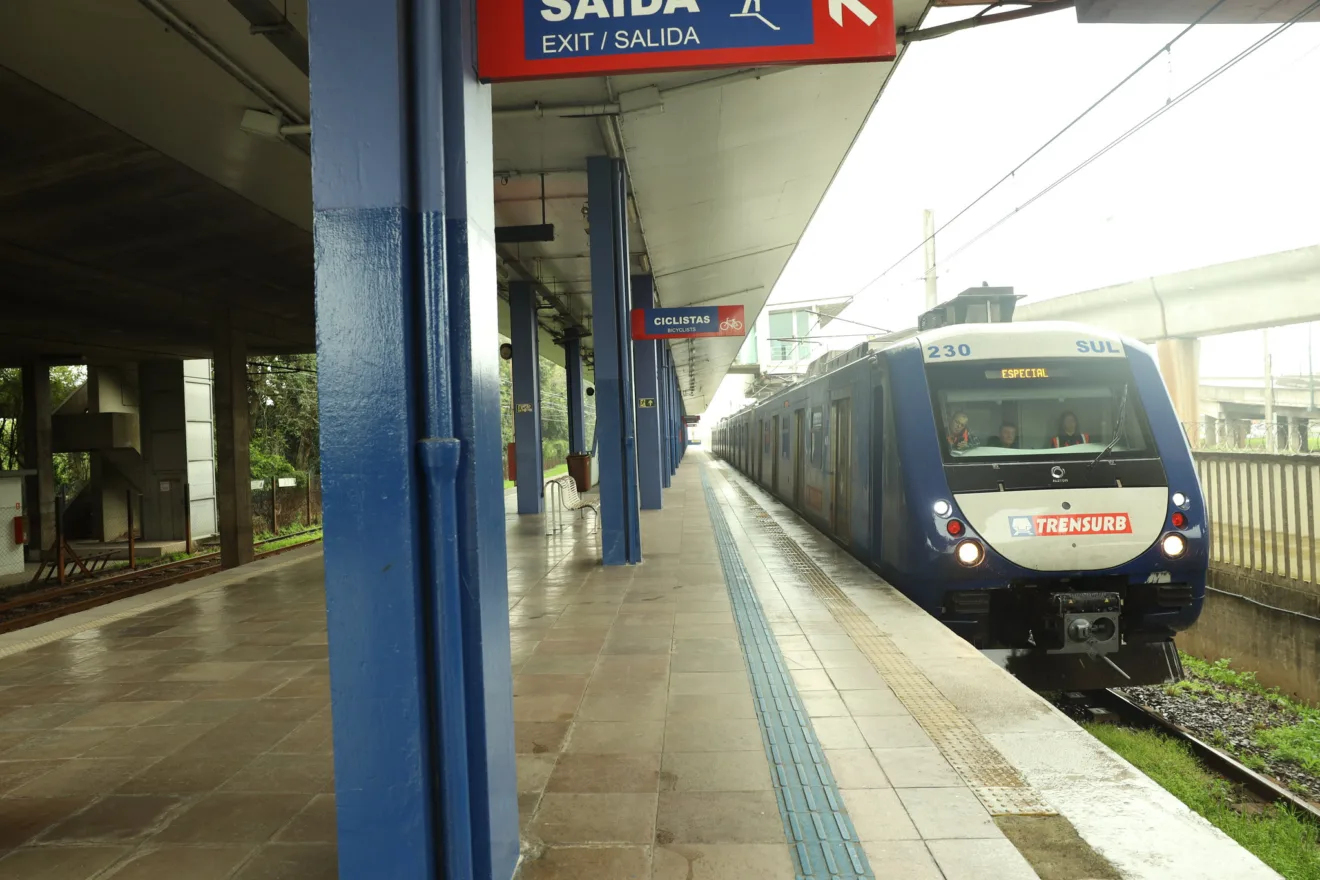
(927, 359, 1155, 462)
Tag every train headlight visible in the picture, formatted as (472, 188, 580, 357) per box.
(955, 540, 985, 567)
(1161, 533, 1187, 558)
(933, 500, 952, 518)
(1171, 492, 1189, 509)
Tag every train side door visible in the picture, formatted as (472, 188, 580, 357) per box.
(771, 414, 780, 491)
(870, 385, 884, 555)
(831, 398, 852, 542)
(756, 419, 764, 482)
(793, 409, 805, 508)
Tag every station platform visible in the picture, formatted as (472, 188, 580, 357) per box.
(0, 455, 1279, 879)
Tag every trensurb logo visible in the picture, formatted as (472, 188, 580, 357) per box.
(1009, 513, 1133, 537)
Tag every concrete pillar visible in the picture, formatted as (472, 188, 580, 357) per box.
(310, 0, 517, 875)
(509, 281, 543, 514)
(588, 155, 642, 565)
(632, 275, 662, 510)
(1157, 337, 1200, 435)
(1231, 418, 1249, 449)
(20, 360, 55, 557)
(564, 337, 587, 455)
(213, 310, 253, 569)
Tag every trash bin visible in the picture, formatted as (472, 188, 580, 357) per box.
(567, 453, 592, 492)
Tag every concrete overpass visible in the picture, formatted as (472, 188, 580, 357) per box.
(1016, 243, 1320, 431)
(1198, 377, 1319, 449)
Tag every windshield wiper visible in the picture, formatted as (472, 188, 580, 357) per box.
(1089, 383, 1129, 470)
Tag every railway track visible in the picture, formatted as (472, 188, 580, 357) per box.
(0, 531, 323, 635)
(1075, 688, 1320, 825)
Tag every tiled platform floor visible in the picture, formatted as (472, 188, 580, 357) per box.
(511, 461, 1037, 880)
(0, 454, 1278, 879)
(0, 550, 334, 879)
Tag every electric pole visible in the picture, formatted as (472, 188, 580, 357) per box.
(923, 209, 937, 310)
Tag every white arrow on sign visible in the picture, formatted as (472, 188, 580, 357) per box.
(828, 0, 877, 26)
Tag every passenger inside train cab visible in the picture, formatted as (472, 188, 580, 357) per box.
(1051, 411, 1091, 447)
(947, 411, 973, 451)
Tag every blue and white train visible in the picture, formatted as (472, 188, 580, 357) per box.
(712, 289, 1206, 689)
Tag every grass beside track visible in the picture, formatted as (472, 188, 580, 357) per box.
(1175, 655, 1320, 779)
(253, 528, 323, 553)
(1087, 723, 1320, 880)
(503, 462, 569, 490)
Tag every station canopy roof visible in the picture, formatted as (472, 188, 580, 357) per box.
(10, 1, 1291, 409)
(0, 0, 941, 413)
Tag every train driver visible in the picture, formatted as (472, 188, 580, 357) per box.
(1051, 411, 1091, 448)
(947, 411, 973, 451)
(985, 423, 1019, 449)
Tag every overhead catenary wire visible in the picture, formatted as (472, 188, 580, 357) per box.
(940, 0, 1320, 268)
(813, 0, 1233, 326)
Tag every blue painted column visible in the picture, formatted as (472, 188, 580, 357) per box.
(669, 363, 682, 469)
(657, 343, 672, 489)
(679, 388, 688, 459)
(588, 155, 642, 564)
(564, 337, 587, 455)
(309, 1, 517, 878)
(632, 276, 663, 509)
(509, 281, 543, 514)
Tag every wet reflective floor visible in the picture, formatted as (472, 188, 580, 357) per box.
(0, 455, 1283, 879)
(0, 549, 333, 879)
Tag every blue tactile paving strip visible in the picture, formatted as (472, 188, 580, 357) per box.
(701, 471, 875, 880)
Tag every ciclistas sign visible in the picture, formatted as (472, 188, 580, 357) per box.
(631, 305, 745, 341)
(477, 0, 895, 82)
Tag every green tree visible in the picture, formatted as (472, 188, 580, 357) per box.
(0, 365, 88, 491)
(246, 355, 320, 479)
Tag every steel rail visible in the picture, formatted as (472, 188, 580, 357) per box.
(1093, 688, 1320, 826)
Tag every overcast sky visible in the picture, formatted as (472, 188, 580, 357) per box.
(761, 9, 1320, 384)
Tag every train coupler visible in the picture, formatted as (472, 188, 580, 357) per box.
(1046, 591, 1121, 656)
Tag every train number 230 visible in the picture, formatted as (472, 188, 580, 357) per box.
(927, 344, 972, 359)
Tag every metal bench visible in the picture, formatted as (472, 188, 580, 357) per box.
(544, 474, 600, 535)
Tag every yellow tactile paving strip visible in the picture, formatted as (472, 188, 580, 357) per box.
(724, 478, 1057, 818)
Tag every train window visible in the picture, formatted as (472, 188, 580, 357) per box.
(927, 359, 1155, 461)
(810, 407, 824, 466)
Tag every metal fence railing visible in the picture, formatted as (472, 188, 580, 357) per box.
(1182, 421, 1317, 454)
(1192, 451, 1319, 591)
(250, 471, 322, 536)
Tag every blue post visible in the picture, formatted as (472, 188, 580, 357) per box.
(510, 281, 543, 514)
(588, 155, 642, 564)
(669, 363, 682, 469)
(309, 0, 516, 878)
(632, 276, 662, 509)
(565, 337, 586, 454)
(679, 387, 688, 458)
(439, 0, 520, 868)
(657, 343, 672, 489)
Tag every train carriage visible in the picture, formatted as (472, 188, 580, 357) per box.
(713, 288, 1207, 690)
